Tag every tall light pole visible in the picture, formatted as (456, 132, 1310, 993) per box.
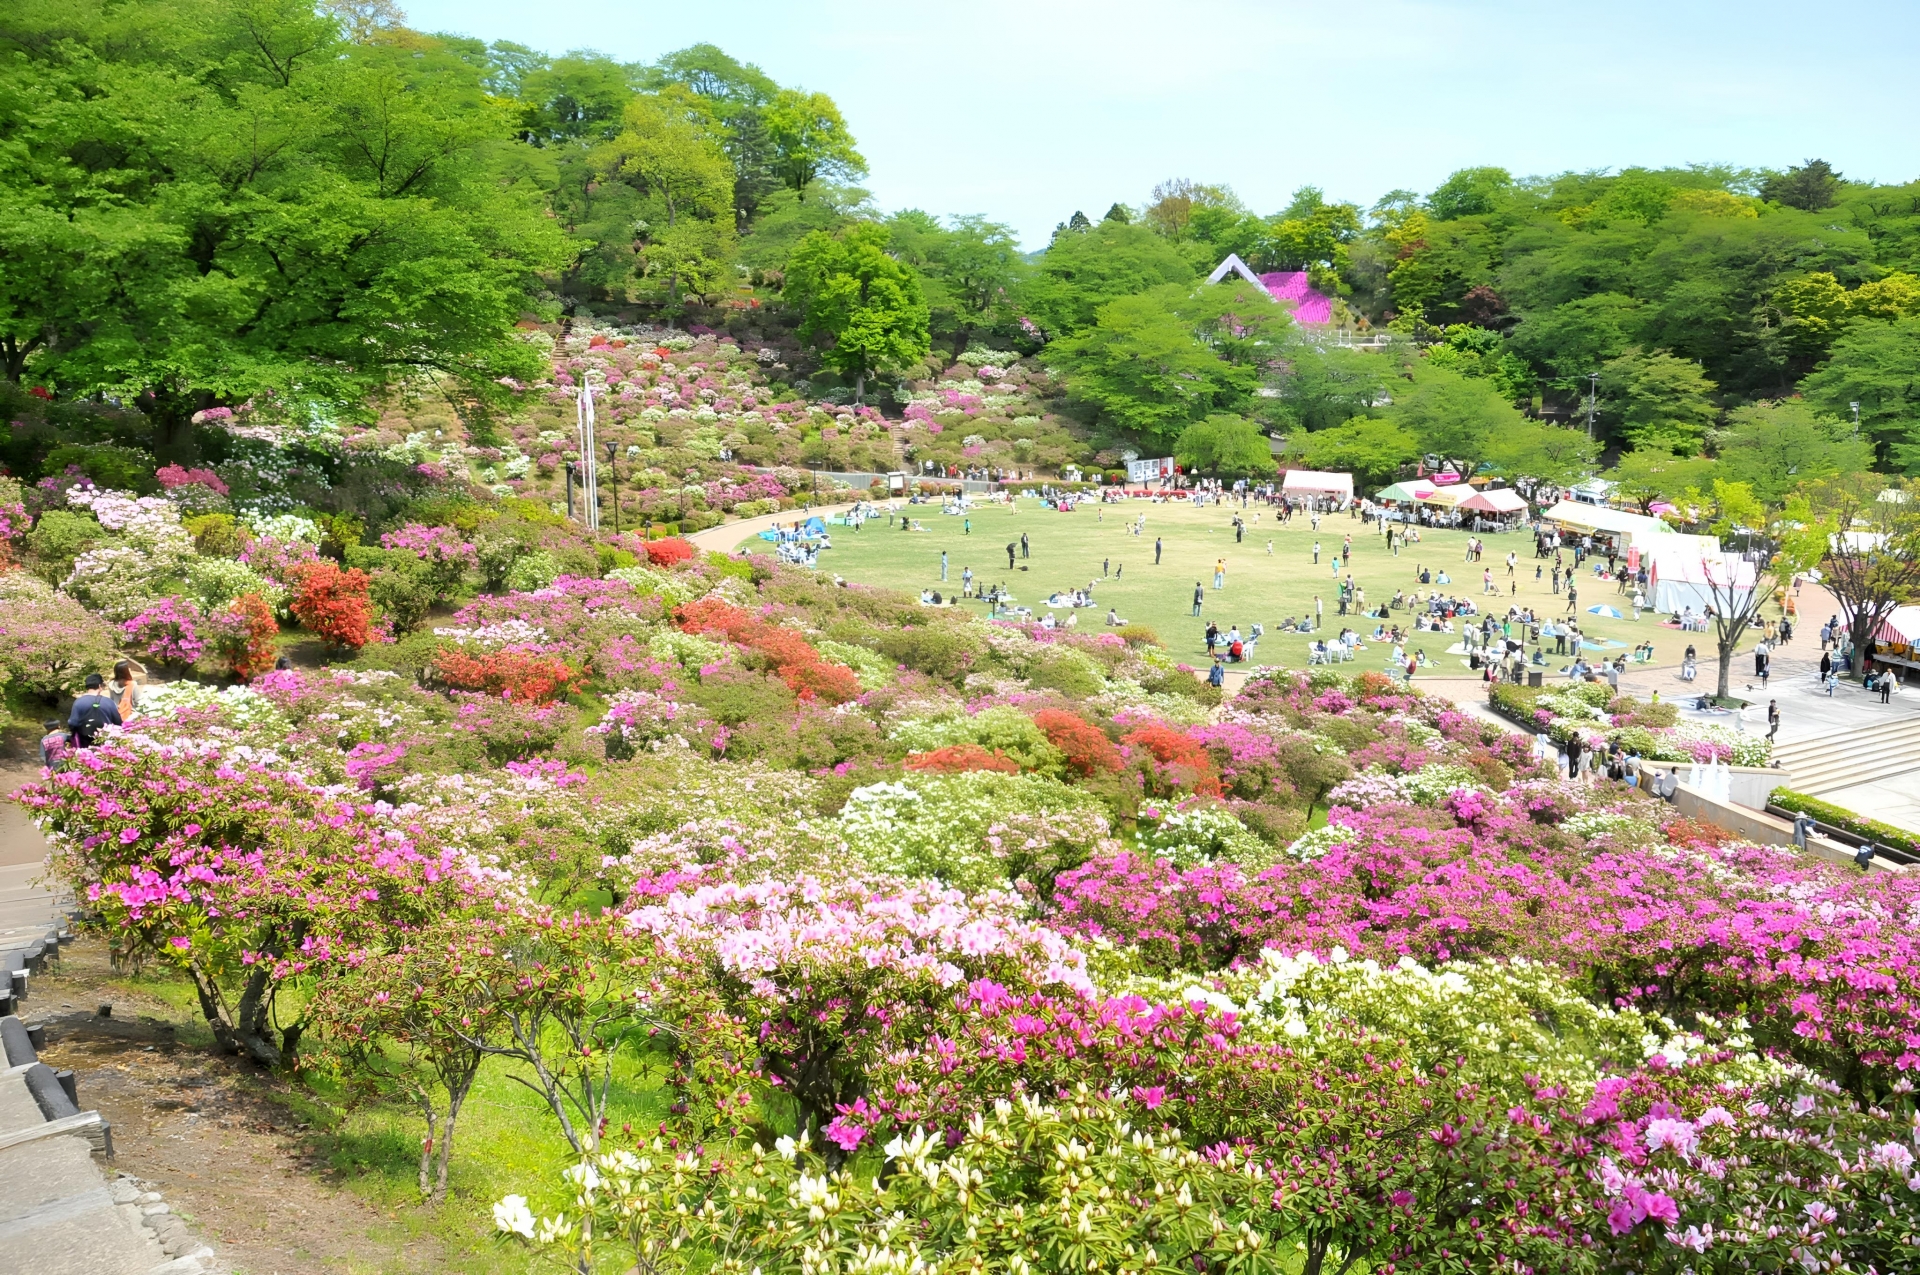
(576, 379, 600, 531)
(604, 439, 620, 536)
(1585, 371, 1601, 442)
(1851, 401, 1861, 439)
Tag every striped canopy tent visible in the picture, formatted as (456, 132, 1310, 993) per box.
(1419, 483, 1479, 508)
(1458, 487, 1529, 515)
(1376, 480, 1436, 502)
(1874, 606, 1920, 643)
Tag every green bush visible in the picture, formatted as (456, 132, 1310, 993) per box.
(1767, 788, 1920, 855)
(26, 510, 102, 584)
(349, 630, 445, 679)
(43, 442, 158, 493)
(877, 623, 984, 684)
(369, 562, 436, 634)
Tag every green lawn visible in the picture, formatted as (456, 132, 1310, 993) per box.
(722, 498, 1701, 672)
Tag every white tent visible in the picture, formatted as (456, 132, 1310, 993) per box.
(1874, 606, 1920, 644)
(1541, 500, 1676, 546)
(1647, 549, 1757, 614)
(1282, 469, 1354, 503)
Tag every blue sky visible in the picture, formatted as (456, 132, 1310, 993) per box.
(405, 0, 1920, 248)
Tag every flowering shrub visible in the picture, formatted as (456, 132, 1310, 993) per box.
(902, 742, 1021, 774)
(120, 596, 205, 667)
(674, 598, 859, 704)
(290, 562, 373, 650)
(837, 772, 1107, 889)
(587, 688, 682, 757)
(155, 464, 229, 497)
(1121, 723, 1222, 798)
(203, 593, 280, 679)
(644, 536, 697, 567)
(433, 646, 581, 703)
(0, 575, 122, 697)
(1032, 707, 1122, 775)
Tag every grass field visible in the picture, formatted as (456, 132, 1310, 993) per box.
(720, 497, 1710, 673)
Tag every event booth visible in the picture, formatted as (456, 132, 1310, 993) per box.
(1646, 549, 1756, 614)
(1541, 500, 1677, 550)
(1281, 469, 1354, 505)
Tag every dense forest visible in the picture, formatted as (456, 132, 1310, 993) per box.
(5, 0, 1920, 499)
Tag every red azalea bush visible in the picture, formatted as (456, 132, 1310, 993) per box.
(674, 598, 860, 704)
(433, 647, 581, 703)
(645, 537, 697, 567)
(289, 562, 373, 650)
(904, 744, 1021, 774)
(1033, 708, 1122, 776)
(1121, 723, 1222, 798)
(204, 592, 280, 679)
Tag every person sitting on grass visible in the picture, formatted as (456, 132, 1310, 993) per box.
(1106, 608, 1127, 626)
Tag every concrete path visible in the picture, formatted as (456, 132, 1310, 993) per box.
(0, 766, 223, 1274)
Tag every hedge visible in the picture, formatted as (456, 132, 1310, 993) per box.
(1767, 788, 1920, 857)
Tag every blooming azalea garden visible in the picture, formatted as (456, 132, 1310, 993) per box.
(10, 450, 1920, 1271)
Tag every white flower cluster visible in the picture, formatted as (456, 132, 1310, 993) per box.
(839, 771, 1104, 890)
(242, 511, 322, 545)
(140, 682, 291, 735)
(1134, 806, 1271, 869)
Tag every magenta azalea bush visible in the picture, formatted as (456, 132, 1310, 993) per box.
(120, 595, 205, 665)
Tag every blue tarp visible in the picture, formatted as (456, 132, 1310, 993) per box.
(803, 517, 826, 533)
(757, 529, 780, 541)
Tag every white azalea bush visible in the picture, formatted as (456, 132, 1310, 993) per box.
(139, 681, 291, 736)
(1121, 947, 1761, 1089)
(837, 771, 1106, 889)
(496, 1094, 1298, 1275)
(1133, 804, 1271, 869)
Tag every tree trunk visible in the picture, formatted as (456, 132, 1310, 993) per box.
(417, 1098, 437, 1199)
(1716, 641, 1733, 700)
(853, 371, 865, 405)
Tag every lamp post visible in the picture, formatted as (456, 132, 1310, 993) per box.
(604, 440, 620, 536)
(1585, 371, 1600, 441)
(1851, 401, 1861, 439)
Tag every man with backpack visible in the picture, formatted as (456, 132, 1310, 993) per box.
(68, 673, 122, 748)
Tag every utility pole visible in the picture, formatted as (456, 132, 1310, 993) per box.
(576, 379, 600, 531)
(1585, 372, 1600, 442)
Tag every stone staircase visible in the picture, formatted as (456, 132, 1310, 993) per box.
(1771, 718, 1920, 797)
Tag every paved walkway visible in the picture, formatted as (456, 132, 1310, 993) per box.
(0, 768, 221, 1274)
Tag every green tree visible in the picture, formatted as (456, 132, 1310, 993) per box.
(1761, 159, 1842, 212)
(594, 89, 736, 311)
(886, 212, 1027, 359)
(1019, 221, 1195, 339)
(1427, 167, 1514, 220)
(1269, 343, 1396, 433)
(1606, 449, 1717, 514)
(764, 89, 865, 195)
(640, 44, 781, 229)
(1799, 473, 1920, 663)
(1800, 317, 1920, 471)
(1484, 418, 1600, 486)
(1712, 400, 1871, 502)
(0, 1, 568, 437)
(1381, 366, 1528, 471)
(1597, 350, 1719, 454)
(783, 224, 929, 401)
(1172, 414, 1276, 479)
(1293, 417, 1420, 486)
(1045, 285, 1261, 447)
